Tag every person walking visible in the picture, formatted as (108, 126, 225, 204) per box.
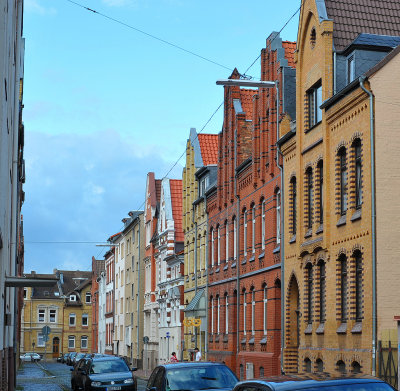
(194, 347, 202, 361)
(170, 352, 178, 363)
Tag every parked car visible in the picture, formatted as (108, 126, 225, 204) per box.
(231, 375, 396, 391)
(62, 353, 70, 363)
(67, 352, 78, 366)
(146, 362, 238, 391)
(57, 354, 64, 362)
(70, 355, 137, 390)
(72, 352, 87, 367)
(20, 352, 41, 362)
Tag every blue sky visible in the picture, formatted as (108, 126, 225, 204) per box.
(22, 0, 300, 274)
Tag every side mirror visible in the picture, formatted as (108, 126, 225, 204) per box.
(70, 368, 73, 372)
(131, 367, 138, 372)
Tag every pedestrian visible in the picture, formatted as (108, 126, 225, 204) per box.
(194, 347, 202, 361)
(170, 352, 178, 363)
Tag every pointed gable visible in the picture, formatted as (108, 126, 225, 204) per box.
(197, 134, 219, 166)
(240, 89, 257, 121)
(324, 0, 400, 52)
(169, 179, 184, 243)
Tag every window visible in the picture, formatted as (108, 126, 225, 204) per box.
(306, 168, 313, 229)
(69, 295, 76, 302)
(217, 226, 221, 265)
(291, 178, 297, 235)
(352, 361, 361, 374)
(225, 222, 229, 261)
(306, 264, 313, 323)
(211, 297, 214, 334)
(347, 55, 355, 83)
(316, 358, 324, 372)
(263, 285, 268, 335)
(225, 294, 229, 334)
(199, 176, 209, 197)
(37, 333, 45, 347)
(318, 161, 323, 224)
(82, 313, 89, 327)
(233, 217, 237, 260)
(85, 292, 91, 304)
(24, 288, 27, 299)
(252, 205, 256, 254)
(251, 289, 255, 335)
(305, 358, 312, 373)
(308, 82, 322, 128)
(211, 228, 215, 267)
(276, 190, 281, 244)
(81, 336, 88, 349)
(243, 290, 247, 335)
(340, 255, 348, 321)
(259, 367, 264, 378)
(68, 335, 75, 349)
(355, 251, 363, 321)
(319, 261, 326, 323)
(217, 296, 220, 334)
(354, 140, 362, 209)
(38, 309, 45, 323)
(49, 309, 56, 323)
(243, 209, 247, 257)
(339, 147, 347, 214)
(69, 313, 76, 326)
(199, 236, 202, 271)
(261, 200, 265, 250)
(337, 360, 346, 374)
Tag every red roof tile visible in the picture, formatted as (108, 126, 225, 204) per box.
(240, 89, 258, 121)
(169, 179, 184, 243)
(282, 41, 296, 68)
(324, 0, 400, 52)
(198, 134, 219, 166)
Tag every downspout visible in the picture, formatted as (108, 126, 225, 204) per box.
(192, 204, 198, 348)
(137, 217, 141, 362)
(275, 80, 285, 374)
(359, 76, 377, 376)
(204, 194, 209, 360)
(333, 52, 337, 95)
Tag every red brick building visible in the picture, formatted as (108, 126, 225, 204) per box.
(207, 32, 296, 379)
(91, 256, 105, 353)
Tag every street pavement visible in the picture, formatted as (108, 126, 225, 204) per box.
(17, 360, 149, 391)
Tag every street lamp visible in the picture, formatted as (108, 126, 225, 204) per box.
(216, 79, 276, 88)
(32, 341, 35, 353)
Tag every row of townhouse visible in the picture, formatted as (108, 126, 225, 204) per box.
(70, 0, 400, 385)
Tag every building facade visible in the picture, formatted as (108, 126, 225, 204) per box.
(182, 128, 218, 361)
(91, 257, 105, 354)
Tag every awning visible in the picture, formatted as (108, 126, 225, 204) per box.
(184, 288, 206, 317)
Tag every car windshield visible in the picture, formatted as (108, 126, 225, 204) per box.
(166, 366, 238, 391)
(90, 360, 129, 374)
(302, 384, 394, 391)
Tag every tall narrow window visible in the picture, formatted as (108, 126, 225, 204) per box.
(38, 309, 45, 322)
(243, 290, 247, 335)
(217, 226, 221, 265)
(252, 205, 256, 253)
(318, 162, 323, 224)
(276, 190, 281, 244)
(347, 56, 355, 83)
(261, 200, 266, 250)
(211, 297, 214, 334)
(263, 285, 268, 335)
(192, 241, 196, 274)
(198, 236, 202, 271)
(306, 264, 313, 323)
(225, 222, 229, 261)
(68, 336, 75, 349)
(251, 289, 255, 335)
(339, 148, 348, 214)
(355, 251, 363, 321)
(319, 261, 326, 323)
(291, 178, 297, 235)
(225, 294, 229, 334)
(354, 140, 362, 209)
(340, 255, 348, 321)
(243, 210, 248, 257)
(49, 309, 56, 323)
(308, 82, 322, 128)
(211, 228, 215, 266)
(233, 217, 237, 260)
(307, 169, 313, 229)
(217, 296, 220, 334)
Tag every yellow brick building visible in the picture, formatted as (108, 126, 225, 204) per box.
(182, 128, 218, 360)
(279, 0, 400, 377)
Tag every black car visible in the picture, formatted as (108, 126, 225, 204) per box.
(71, 355, 137, 391)
(231, 375, 395, 391)
(146, 362, 238, 391)
(73, 353, 88, 367)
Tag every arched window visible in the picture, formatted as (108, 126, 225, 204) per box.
(354, 139, 362, 209)
(290, 178, 297, 235)
(352, 361, 361, 373)
(233, 216, 237, 260)
(355, 251, 363, 321)
(316, 358, 324, 372)
(217, 225, 221, 266)
(243, 290, 247, 335)
(217, 295, 220, 334)
(243, 209, 248, 257)
(319, 260, 326, 323)
(306, 168, 313, 229)
(210, 228, 215, 267)
(210, 296, 214, 334)
(261, 200, 266, 250)
(339, 147, 348, 214)
(340, 255, 348, 321)
(306, 263, 313, 323)
(225, 221, 229, 262)
(225, 293, 229, 334)
(337, 360, 346, 374)
(198, 235, 202, 271)
(263, 285, 268, 335)
(252, 204, 256, 254)
(276, 190, 281, 244)
(318, 161, 323, 224)
(251, 288, 256, 335)
(304, 357, 312, 373)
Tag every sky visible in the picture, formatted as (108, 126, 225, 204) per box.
(22, 0, 300, 274)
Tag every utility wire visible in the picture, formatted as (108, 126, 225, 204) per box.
(64, 0, 233, 72)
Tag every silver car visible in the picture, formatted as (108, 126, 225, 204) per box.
(20, 352, 41, 362)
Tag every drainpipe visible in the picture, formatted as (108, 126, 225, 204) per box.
(204, 194, 209, 360)
(275, 80, 285, 374)
(359, 76, 377, 376)
(193, 205, 198, 294)
(137, 217, 141, 362)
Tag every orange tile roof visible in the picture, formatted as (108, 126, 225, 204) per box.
(240, 89, 257, 121)
(282, 41, 296, 68)
(169, 179, 184, 243)
(198, 134, 219, 166)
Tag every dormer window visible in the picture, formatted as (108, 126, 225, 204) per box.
(199, 176, 209, 197)
(347, 55, 355, 83)
(69, 295, 76, 302)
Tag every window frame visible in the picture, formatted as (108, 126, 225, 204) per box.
(263, 285, 268, 335)
(276, 190, 281, 244)
(307, 168, 313, 229)
(340, 255, 348, 322)
(251, 205, 256, 254)
(82, 313, 89, 327)
(243, 209, 248, 257)
(38, 308, 45, 323)
(339, 147, 348, 215)
(68, 335, 75, 349)
(69, 313, 76, 327)
(307, 81, 322, 128)
(354, 140, 362, 209)
(81, 335, 88, 349)
(261, 200, 266, 250)
(243, 290, 247, 335)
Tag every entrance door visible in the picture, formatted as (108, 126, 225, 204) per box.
(52, 337, 60, 358)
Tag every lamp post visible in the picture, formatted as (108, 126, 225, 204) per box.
(32, 341, 35, 353)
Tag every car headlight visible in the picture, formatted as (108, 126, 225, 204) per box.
(124, 378, 134, 384)
(91, 381, 102, 387)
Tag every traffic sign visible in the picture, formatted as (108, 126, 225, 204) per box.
(43, 335, 49, 342)
(166, 332, 170, 339)
(42, 326, 51, 336)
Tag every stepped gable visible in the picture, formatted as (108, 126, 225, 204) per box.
(324, 0, 400, 52)
(282, 41, 296, 68)
(169, 179, 184, 243)
(198, 133, 219, 166)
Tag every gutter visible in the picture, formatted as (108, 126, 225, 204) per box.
(359, 76, 377, 376)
